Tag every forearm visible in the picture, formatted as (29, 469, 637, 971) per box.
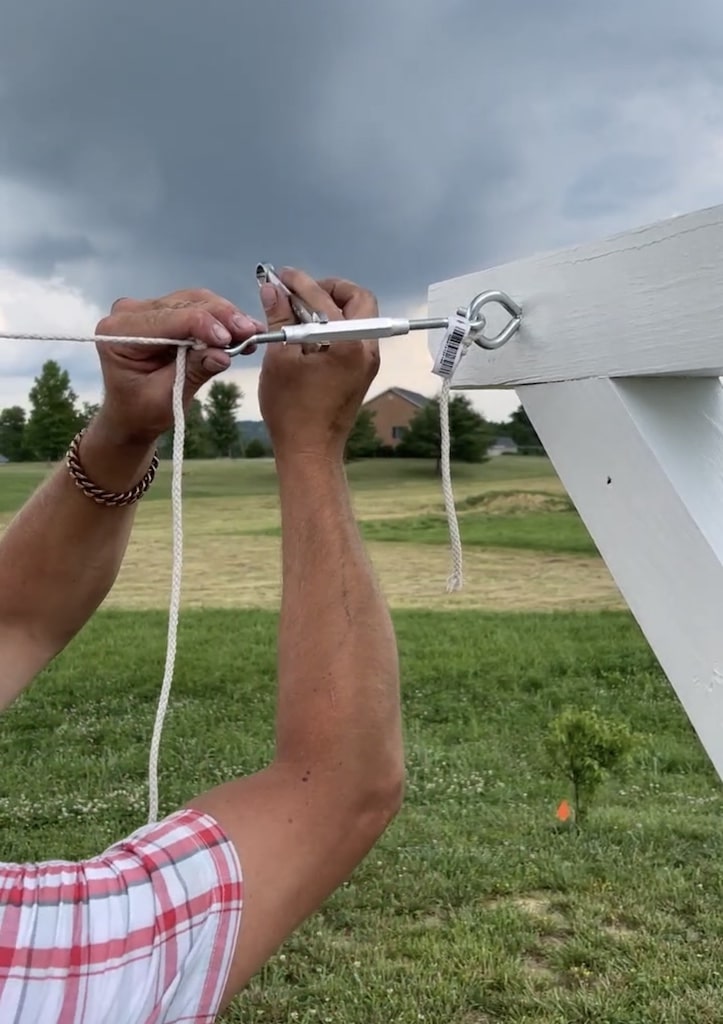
(274, 453, 403, 793)
(0, 414, 156, 705)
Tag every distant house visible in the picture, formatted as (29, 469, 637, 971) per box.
(362, 387, 429, 448)
(0, 455, 8, 465)
(487, 436, 519, 457)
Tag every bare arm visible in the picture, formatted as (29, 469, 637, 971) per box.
(0, 289, 259, 710)
(0, 417, 154, 709)
(188, 270, 404, 1003)
(189, 451, 403, 998)
(274, 453, 402, 784)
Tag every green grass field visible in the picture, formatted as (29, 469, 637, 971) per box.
(1, 457, 720, 1022)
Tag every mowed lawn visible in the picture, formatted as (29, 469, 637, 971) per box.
(2, 458, 722, 1023)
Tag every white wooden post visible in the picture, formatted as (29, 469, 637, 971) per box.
(427, 203, 723, 780)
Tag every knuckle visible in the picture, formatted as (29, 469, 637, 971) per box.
(206, 298, 236, 320)
(152, 291, 182, 307)
(109, 296, 137, 314)
(160, 287, 214, 307)
(142, 306, 201, 340)
(186, 308, 230, 344)
(187, 308, 215, 334)
(95, 315, 116, 336)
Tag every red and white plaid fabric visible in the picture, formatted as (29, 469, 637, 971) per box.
(0, 808, 243, 1023)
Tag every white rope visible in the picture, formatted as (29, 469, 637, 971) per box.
(0, 329, 188, 824)
(147, 346, 186, 823)
(439, 376, 464, 592)
(0, 331, 204, 349)
(431, 317, 474, 593)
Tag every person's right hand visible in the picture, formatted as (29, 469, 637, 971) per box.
(258, 268, 381, 461)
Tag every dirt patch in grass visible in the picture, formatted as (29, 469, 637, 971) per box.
(488, 892, 571, 932)
(601, 922, 638, 940)
(522, 954, 559, 985)
(458, 491, 572, 515)
(512, 895, 567, 924)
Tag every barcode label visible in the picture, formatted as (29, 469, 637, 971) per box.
(432, 316, 469, 379)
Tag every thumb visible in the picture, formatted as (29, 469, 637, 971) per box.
(259, 282, 296, 331)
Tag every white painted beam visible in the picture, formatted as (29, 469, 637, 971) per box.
(427, 204, 723, 389)
(519, 375, 723, 778)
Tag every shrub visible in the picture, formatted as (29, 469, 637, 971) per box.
(245, 438, 268, 458)
(544, 708, 637, 825)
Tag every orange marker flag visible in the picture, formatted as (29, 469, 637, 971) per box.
(556, 800, 572, 823)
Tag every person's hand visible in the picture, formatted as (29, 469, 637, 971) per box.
(93, 288, 265, 445)
(258, 268, 381, 461)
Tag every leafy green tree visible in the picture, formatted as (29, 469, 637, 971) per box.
(397, 394, 490, 471)
(345, 408, 381, 461)
(544, 709, 637, 825)
(158, 399, 210, 459)
(81, 401, 100, 426)
(184, 399, 212, 458)
(0, 406, 29, 461)
(205, 381, 243, 457)
(24, 361, 83, 461)
(506, 404, 544, 453)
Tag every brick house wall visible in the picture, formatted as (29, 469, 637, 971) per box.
(363, 388, 428, 448)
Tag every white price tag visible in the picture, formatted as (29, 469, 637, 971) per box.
(432, 315, 470, 379)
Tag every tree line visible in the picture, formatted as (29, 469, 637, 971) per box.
(0, 360, 250, 462)
(0, 359, 542, 466)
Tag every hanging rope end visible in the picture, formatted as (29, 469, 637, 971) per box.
(446, 571, 464, 593)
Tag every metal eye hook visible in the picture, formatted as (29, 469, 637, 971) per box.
(465, 290, 523, 351)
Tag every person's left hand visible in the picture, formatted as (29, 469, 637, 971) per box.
(92, 288, 264, 445)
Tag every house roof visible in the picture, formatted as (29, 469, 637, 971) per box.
(392, 387, 429, 407)
(367, 386, 429, 408)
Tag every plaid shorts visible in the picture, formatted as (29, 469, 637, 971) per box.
(0, 808, 243, 1023)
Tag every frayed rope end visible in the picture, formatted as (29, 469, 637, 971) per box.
(446, 572, 464, 593)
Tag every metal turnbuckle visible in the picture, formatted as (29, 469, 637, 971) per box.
(224, 265, 523, 356)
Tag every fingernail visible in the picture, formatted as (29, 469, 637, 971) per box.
(232, 312, 254, 332)
(213, 322, 232, 344)
(260, 283, 277, 311)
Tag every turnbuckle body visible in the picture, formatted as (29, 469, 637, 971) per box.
(225, 316, 450, 356)
(225, 263, 523, 356)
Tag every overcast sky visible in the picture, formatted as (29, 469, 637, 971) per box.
(2, 0, 723, 422)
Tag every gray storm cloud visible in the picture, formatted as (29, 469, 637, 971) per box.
(2, 0, 723, 390)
